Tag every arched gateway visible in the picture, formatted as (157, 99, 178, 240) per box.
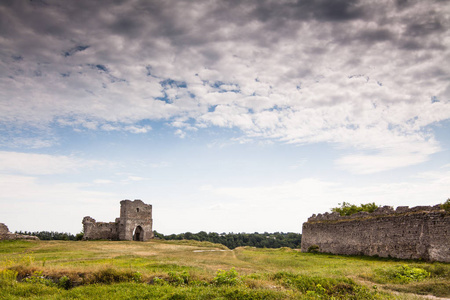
(133, 226, 144, 241)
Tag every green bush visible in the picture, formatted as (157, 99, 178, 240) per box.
(272, 271, 379, 299)
(376, 265, 430, 284)
(307, 245, 320, 253)
(331, 202, 379, 216)
(132, 271, 142, 283)
(152, 276, 167, 285)
(87, 268, 143, 284)
(441, 199, 450, 212)
(23, 271, 55, 287)
(57, 276, 72, 290)
(168, 271, 190, 286)
(213, 268, 240, 286)
(75, 232, 84, 241)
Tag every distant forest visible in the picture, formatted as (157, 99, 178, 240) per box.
(154, 231, 302, 250)
(15, 230, 302, 249)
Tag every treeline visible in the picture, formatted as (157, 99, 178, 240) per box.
(15, 231, 83, 241)
(13, 230, 302, 249)
(154, 231, 302, 250)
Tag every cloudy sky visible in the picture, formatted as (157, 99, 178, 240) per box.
(1, 0, 449, 235)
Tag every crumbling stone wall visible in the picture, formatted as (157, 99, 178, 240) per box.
(81, 217, 119, 240)
(82, 199, 153, 241)
(301, 205, 450, 262)
(0, 223, 39, 241)
(0, 223, 8, 236)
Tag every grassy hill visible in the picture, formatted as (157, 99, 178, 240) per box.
(0, 239, 449, 299)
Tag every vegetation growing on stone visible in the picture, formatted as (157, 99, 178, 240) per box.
(331, 202, 379, 216)
(441, 198, 450, 212)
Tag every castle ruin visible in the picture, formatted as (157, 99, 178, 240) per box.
(301, 205, 449, 262)
(82, 199, 153, 241)
(0, 223, 39, 241)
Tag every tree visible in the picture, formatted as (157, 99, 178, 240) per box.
(156, 231, 302, 249)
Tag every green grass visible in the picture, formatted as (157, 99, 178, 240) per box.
(0, 240, 449, 299)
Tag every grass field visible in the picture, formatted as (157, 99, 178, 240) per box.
(0, 239, 449, 299)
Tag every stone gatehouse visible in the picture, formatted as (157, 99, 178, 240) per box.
(82, 199, 153, 241)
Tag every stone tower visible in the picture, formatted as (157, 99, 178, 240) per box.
(118, 199, 153, 241)
(82, 199, 153, 241)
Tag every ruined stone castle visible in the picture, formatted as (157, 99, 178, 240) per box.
(82, 199, 153, 241)
(301, 205, 449, 262)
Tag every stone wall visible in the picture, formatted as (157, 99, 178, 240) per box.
(82, 217, 119, 240)
(0, 223, 40, 241)
(301, 205, 450, 262)
(0, 223, 8, 236)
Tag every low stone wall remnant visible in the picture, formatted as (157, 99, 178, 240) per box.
(0, 223, 39, 241)
(301, 205, 449, 262)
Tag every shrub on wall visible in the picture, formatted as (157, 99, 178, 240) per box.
(441, 199, 450, 212)
(331, 202, 379, 216)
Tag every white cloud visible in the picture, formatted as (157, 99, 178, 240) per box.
(100, 123, 151, 133)
(5, 137, 55, 149)
(124, 125, 152, 134)
(0, 151, 102, 175)
(192, 171, 450, 232)
(336, 153, 429, 174)
(0, 174, 117, 233)
(100, 124, 120, 131)
(174, 129, 186, 138)
(125, 176, 149, 182)
(93, 179, 113, 184)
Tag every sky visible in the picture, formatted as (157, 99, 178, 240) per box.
(0, 0, 449, 235)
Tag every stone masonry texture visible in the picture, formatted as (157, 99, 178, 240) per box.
(301, 205, 449, 262)
(82, 199, 153, 241)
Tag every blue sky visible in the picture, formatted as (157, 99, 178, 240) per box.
(0, 0, 449, 234)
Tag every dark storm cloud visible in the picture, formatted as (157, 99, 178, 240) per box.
(244, 0, 365, 23)
(1, 0, 447, 57)
(64, 45, 90, 57)
(357, 29, 393, 43)
(406, 19, 444, 37)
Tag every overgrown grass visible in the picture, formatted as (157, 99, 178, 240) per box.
(0, 239, 448, 299)
(373, 265, 430, 284)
